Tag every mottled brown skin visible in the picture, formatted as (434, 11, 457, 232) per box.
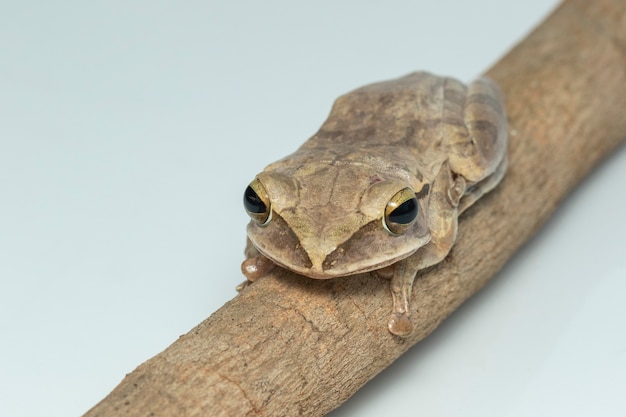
(242, 71, 508, 336)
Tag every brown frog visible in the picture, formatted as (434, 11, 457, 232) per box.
(241, 72, 508, 336)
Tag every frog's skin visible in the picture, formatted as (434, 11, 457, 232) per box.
(241, 71, 508, 337)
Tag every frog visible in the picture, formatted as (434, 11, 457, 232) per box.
(240, 71, 508, 337)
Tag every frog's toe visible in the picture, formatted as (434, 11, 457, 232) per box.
(388, 312, 414, 337)
(241, 255, 275, 282)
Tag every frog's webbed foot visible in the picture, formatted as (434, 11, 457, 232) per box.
(238, 239, 276, 292)
(385, 259, 417, 337)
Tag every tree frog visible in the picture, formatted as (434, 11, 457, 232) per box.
(240, 72, 508, 337)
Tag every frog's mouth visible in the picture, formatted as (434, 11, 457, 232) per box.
(258, 245, 419, 279)
(248, 217, 429, 280)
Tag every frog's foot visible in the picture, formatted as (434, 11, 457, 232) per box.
(458, 156, 508, 214)
(388, 312, 414, 337)
(238, 254, 275, 292)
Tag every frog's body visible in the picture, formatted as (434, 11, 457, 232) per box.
(241, 72, 508, 336)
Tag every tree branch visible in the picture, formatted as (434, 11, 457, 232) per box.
(84, 0, 626, 416)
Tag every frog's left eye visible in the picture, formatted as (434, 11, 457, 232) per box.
(383, 187, 418, 235)
(244, 178, 271, 226)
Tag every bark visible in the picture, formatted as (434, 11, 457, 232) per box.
(84, 0, 626, 416)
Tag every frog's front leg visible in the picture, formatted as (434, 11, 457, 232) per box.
(386, 162, 464, 336)
(386, 242, 455, 336)
(386, 254, 425, 336)
(238, 238, 275, 292)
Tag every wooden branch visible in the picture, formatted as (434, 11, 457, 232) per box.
(84, 0, 626, 416)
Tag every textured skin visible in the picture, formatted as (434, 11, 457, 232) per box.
(242, 71, 508, 336)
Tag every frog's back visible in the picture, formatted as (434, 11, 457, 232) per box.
(297, 72, 507, 183)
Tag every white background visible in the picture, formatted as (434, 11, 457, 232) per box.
(1, 1, 625, 416)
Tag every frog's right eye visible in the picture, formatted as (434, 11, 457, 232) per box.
(244, 178, 271, 226)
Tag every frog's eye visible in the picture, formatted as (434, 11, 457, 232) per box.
(383, 187, 418, 235)
(244, 178, 271, 226)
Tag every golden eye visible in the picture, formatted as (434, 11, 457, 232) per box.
(383, 187, 418, 235)
(243, 178, 271, 226)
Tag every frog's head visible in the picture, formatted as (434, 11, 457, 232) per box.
(243, 160, 431, 278)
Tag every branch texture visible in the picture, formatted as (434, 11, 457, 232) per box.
(85, 0, 626, 415)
